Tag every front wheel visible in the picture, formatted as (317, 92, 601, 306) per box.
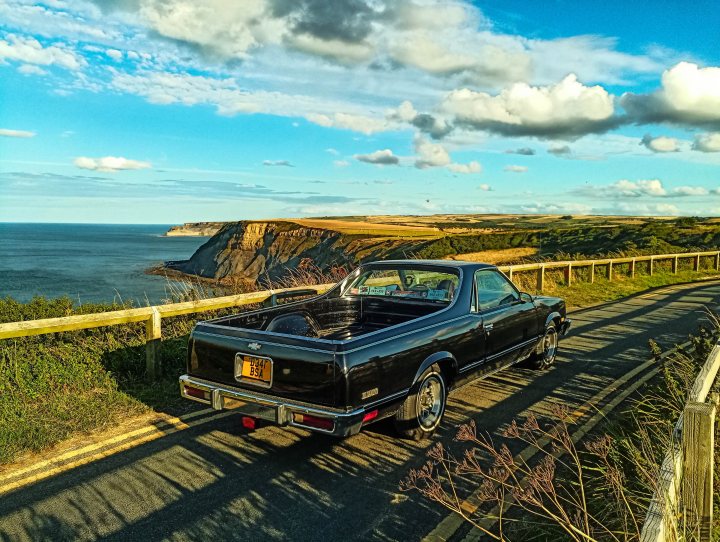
(528, 324, 558, 370)
(394, 365, 447, 440)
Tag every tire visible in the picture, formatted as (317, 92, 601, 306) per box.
(394, 364, 447, 440)
(527, 323, 559, 370)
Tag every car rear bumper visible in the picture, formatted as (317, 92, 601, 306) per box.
(179, 374, 366, 437)
(560, 318, 572, 336)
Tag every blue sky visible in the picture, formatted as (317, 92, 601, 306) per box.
(1, 0, 719, 223)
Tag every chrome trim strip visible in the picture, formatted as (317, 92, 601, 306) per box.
(362, 388, 409, 410)
(193, 329, 339, 353)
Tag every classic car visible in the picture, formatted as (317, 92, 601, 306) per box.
(179, 260, 571, 440)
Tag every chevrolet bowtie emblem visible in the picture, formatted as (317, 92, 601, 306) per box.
(248, 342, 262, 351)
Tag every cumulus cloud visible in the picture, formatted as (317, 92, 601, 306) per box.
(0, 128, 36, 138)
(262, 159, 294, 167)
(106, 48, 123, 61)
(692, 133, 720, 153)
(0, 34, 84, 70)
(414, 136, 450, 168)
(447, 161, 482, 174)
(640, 134, 679, 153)
(442, 74, 617, 139)
(622, 62, 720, 128)
(504, 165, 528, 173)
(478, 183, 491, 191)
(17, 64, 48, 75)
(354, 149, 399, 165)
(506, 147, 535, 155)
(613, 202, 679, 216)
(74, 156, 152, 172)
(580, 179, 712, 200)
(672, 186, 708, 196)
(386, 100, 451, 139)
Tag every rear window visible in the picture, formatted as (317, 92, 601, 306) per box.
(344, 267, 459, 303)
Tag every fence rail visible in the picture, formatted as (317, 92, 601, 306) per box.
(1, 249, 719, 377)
(640, 341, 720, 542)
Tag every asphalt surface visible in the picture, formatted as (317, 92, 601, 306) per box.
(1, 280, 720, 542)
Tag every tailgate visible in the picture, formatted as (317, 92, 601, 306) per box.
(188, 324, 340, 407)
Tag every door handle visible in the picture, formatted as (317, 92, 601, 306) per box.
(483, 323, 494, 332)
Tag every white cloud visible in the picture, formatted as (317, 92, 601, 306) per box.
(106, 48, 123, 61)
(672, 186, 708, 196)
(17, 64, 48, 75)
(640, 134, 679, 153)
(622, 62, 720, 126)
(325, 148, 340, 156)
(333, 160, 350, 167)
(0, 128, 36, 138)
(442, 74, 616, 138)
(262, 160, 293, 167)
(0, 34, 85, 70)
(307, 112, 390, 135)
(614, 202, 679, 216)
(74, 156, 152, 172)
(354, 149, 399, 165)
(447, 161, 482, 174)
(598, 179, 667, 197)
(504, 165, 528, 173)
(478, 183, 491, 191)
(692, 133, 720, 153)
(414, 136, 450, 168)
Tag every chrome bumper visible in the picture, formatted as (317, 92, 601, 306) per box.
(179, 374, 366, 437)
(560, 319, 572, 336)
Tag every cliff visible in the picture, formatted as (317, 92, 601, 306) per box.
(163, 220, 423, 282)
(165, 222, 224, 237)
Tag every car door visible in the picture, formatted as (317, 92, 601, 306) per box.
(474, 269, 540, 371)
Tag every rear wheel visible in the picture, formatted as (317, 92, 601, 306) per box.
(394, 364, 446, 440)
(528, 324, 558, 370)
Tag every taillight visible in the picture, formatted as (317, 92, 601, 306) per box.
(184, 386, 208, 400)
(242, 416, 257, 430)
(293, 413, 335, 431)
(362, 409, 378, 423)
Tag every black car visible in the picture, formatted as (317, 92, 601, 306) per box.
(180, 260, 571, 440)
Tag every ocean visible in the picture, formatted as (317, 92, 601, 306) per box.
(0, 223, 210, 305)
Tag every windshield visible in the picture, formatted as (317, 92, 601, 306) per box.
(344, 266, 460, 303)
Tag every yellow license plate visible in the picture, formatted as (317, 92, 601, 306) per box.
(240, 355, 272, 384)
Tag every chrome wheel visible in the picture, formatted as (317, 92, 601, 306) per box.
(416, 374, 445, 430)
(540, 327, 558, 366)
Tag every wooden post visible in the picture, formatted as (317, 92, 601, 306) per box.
(630, 258, 635, 278)
(672, 256, 678, 274)
(649, 257, 654, 276)
(536, 265, 545, 292)
(590, 262, 595, 284)
(694, 254, 701, 272)
(608, 261, 613, 281)
(715, 252, 720, 271)
(564, 264, 572, 286)
(508, 268, 514, 283)
(682, 401, 716, 542)
(145, 307, 162, 378)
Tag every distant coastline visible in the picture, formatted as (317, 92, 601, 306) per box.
(165, 222, 225, 237)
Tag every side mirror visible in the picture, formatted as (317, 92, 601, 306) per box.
(520, 292, 534, 303)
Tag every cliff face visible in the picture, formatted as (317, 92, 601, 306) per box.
(164, 220, 425, 282)
(165, 222, 224, 237)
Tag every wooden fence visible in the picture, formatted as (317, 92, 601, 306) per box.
(640, 342, 720, 542)
(0, 249, 719, 378)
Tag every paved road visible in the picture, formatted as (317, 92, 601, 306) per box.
(2, 281, 720, 542)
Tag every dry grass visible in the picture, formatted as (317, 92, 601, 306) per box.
(291, 218, 440, 237)
(448, 247, 540, 264)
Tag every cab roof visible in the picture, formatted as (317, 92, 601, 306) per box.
(365, 259, 497, 271)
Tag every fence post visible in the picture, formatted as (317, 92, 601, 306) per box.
(536, 265, 545, 292)
(146, 307, 162, 378)
(564, 264, 572, 286)
(715, 252, 720, 271)
(630, 258, 635, 278)
(650, 257, 654, 276)
(682, 401, 716, 542)
(508, 268, 514, 282)
(694, 254, 701, 272)
(672, 256, 678, 274)
(608, 261, 613, 281)
(590, 262, 595, 283)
